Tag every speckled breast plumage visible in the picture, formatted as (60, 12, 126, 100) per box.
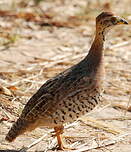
(44, 87, 103, 126)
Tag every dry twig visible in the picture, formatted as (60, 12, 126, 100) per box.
(73, 133, 130, 152)
(79, 117, 123, 135)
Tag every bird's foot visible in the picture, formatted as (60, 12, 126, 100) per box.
(57, 144, 76, 151)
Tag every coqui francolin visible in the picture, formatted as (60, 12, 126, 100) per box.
(5, 12, 128, 150)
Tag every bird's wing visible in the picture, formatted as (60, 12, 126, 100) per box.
(20, 64, 96, 120)
(20, 74, 63, 119)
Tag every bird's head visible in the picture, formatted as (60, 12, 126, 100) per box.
(96, 12, 128, 39)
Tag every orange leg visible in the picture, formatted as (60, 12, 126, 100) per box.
(54, 125, 76, 150)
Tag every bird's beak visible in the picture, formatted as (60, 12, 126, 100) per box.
(115, 17, 128, 25)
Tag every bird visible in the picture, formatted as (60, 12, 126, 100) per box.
(5, 12, 128, 150)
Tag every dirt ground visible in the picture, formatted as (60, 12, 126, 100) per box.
(0, 0, 131, 152)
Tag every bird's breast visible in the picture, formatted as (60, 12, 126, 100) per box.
(46, 86, 104, 126)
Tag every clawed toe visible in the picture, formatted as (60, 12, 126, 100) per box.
(57, 145, 76, 151)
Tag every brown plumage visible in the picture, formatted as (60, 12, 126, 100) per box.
(5, 12, 128, 150)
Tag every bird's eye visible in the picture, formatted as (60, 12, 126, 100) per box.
(111, 17, 117, 24)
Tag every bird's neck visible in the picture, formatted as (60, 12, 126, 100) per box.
(85, 30, 105, 64)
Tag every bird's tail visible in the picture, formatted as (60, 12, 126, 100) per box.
(5, 118, 31, 142)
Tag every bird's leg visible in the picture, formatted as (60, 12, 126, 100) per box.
(54, 125, 76, 150)
(54, 125, 65, 150)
